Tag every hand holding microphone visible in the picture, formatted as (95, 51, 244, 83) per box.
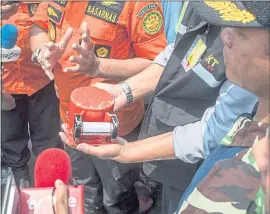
(1, 24, 21, 62)
(55, 180, 69, 214)
(1, 24, 20, 111)
(20, 148, 84, 214)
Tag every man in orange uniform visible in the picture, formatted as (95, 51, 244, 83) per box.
(30, 1, 167, 213)
(1, 2, 63, 187)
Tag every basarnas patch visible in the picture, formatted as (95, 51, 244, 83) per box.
(48, 4, 64, 25)
(94, 45, 111, 58)
(142, 11, 163, 35)
(85, 1, 125, 25)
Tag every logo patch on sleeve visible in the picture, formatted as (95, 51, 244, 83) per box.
(53, 0, 67, 8)
(94, 45, 111, 58)
(137, 4, 158, 18)
(142, 11, 163, 35)
(48, 4, 64, 25)
(48, 21, 56, 42)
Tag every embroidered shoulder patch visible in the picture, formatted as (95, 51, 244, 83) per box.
(48, 4, 64, 25)
(142, 11, 163, 35)
(28, 3, 39, 17)
(137, 4, 158, 18)
(94, 45, 111, 58)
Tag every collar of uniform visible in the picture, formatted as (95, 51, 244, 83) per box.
(64, 2, 88, 29)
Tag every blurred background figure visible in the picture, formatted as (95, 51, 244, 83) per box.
(1, 1, 63, 188)
(161, 1, 182, 44)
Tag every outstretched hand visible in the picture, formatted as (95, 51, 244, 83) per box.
(64, 22, 100, 77)
(37, 28, 73, 80)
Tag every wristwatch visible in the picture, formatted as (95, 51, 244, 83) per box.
(31, 48, 41, 63)
(119, 82, 133, 106)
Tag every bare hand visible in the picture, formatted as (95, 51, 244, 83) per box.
(1, 3, 20, 20)
(58, 124, 78, 148)
(37, 28, 73, 80)
(59, 124, 126, 161)
(92, 82, 127, 112)
(64, 22, 100, 77)
(55, 180, 69, 214)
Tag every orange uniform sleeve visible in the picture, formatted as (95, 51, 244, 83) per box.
(31, 2, 49, 31)
(128, 1, 168, 60)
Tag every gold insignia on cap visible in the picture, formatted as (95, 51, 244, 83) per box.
(96, 47, 109, 58)
(142, 11, 163, 35)
(205, 2, 255, 24)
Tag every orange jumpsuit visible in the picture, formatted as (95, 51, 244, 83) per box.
(1, 2, 62, 188)
(33, 1, 168, 136)
(2, 2, 50, 95)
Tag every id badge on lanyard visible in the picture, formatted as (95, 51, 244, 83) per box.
(181, 23, 211, 73)
(181, 35, 207, 72)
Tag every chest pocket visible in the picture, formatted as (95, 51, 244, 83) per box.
(83, 1, 126, 58)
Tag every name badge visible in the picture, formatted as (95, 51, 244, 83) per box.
(182, 35, 207, 72)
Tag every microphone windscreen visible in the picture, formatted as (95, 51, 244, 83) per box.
(34, 148, 72, 188)
(1, 24, 18, 49)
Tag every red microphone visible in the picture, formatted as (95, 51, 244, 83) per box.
(20, 148, 84, 214)
(34, 148, 72, 187)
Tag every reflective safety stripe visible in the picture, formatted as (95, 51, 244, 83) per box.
(192, 63, 223, 88)
(175, 1, 189, 33)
